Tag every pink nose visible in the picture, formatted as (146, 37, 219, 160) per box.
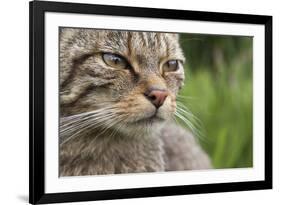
(145, 88, 168, 108)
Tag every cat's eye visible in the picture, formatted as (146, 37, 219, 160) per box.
(162, 60, 180, 73)
(102, 53, 129, 70)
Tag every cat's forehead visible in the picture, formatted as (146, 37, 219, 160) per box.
(98, 30, 184, 62)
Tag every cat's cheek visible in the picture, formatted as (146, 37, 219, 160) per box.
(116, 96, 156, 123)
(164, 74, 184, 94)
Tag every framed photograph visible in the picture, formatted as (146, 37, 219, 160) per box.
(29, 0, 272, 204)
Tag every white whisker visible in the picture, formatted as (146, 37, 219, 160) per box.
(59, 106, 122, 145)
(174, 101, 205, 140)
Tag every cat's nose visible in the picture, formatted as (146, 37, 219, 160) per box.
(145, 88, 169, 108)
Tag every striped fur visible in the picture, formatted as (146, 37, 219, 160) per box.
(59, 28, 211, 176)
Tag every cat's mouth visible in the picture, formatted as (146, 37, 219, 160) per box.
(133, 110, 166, 125)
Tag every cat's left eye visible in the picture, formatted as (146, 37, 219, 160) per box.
(162, 60, 180, 73)
(102, 53, 129, 70)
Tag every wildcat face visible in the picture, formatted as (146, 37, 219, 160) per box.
(60, 28, 185, 140)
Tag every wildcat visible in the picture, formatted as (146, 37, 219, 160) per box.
(59, 28, 211, 176)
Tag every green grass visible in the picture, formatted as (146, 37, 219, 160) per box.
(177, 55, 253, 169)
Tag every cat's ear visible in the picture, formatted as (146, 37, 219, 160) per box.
(167, 33, 179, 42)
(173, 33, 179, 41)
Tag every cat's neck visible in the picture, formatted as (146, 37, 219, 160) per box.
(60, 126, 165, 175)
(62, 126, 160, 154)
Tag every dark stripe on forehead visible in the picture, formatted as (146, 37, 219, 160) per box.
(140, 32, 147, 46)
(127, 32, 132, 56)
(102, 31, 129, 53)
(145, 32, 153, 47)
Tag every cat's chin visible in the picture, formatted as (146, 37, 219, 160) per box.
(111, 115, 166, 137)
(135, 115, 165, 125)
(129, 116, 167, 131)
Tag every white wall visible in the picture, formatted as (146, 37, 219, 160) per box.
(0, 0, 279, 204)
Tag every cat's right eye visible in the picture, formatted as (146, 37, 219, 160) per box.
(102, 53, 129, 70)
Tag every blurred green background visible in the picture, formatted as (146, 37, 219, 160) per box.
(178, 33, 253, 169)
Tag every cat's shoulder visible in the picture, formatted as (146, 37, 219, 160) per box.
(158, 122, 212, 170)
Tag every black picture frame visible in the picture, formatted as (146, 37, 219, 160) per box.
(29, 0, 272, 204)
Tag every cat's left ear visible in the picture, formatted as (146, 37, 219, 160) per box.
(173, 33, 179, 40)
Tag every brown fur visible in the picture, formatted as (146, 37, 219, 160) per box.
(59, 28, 211, 176)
